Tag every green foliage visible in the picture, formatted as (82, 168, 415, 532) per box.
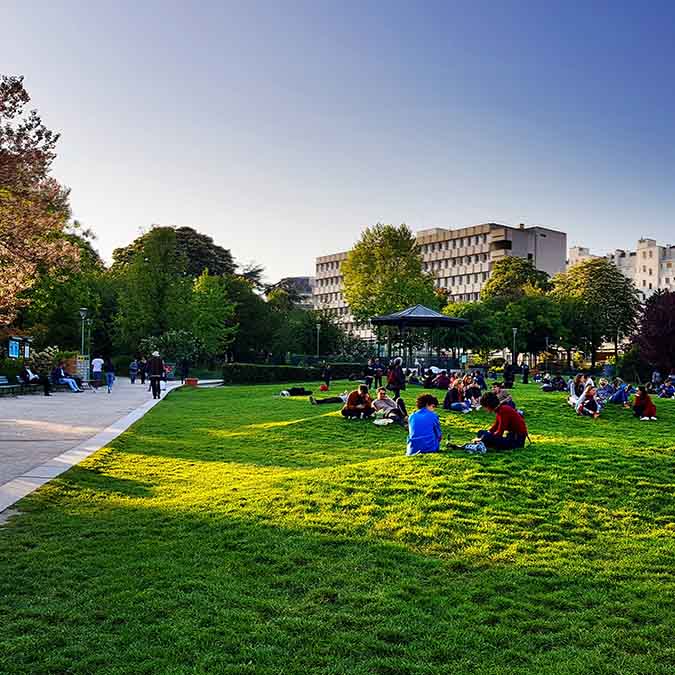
(552, 258, 641, 365)
(2, 384, 674, 674)
(342, 223, 438, 324)
(112, 225, 236, 277)
(139, 330, 202, 362)
(635, 289, 675, 373)
(222, 363, 320, 384)
(114, 227, 193, 352)
(192, 271, 237, 360)
(481, 257, 551, 301)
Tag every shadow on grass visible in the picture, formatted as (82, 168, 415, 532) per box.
(1, 502, 673, 675)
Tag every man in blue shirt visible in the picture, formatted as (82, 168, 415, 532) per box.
(406, 394, 442, 456)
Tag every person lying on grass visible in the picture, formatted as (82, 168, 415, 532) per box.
(310, 391, 348, 405)
(406, 394, 442, 456)
(633, 386, 657, 421)
(575, 384, 601, 419)
(371, 387, 409, 426)
(341, 384, 374, 419)
(473, 391, 528, 450)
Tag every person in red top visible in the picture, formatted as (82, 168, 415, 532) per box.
(633, 386, 657, 420)
(475, 392, 528, 450)
(341, 384, 374, 419)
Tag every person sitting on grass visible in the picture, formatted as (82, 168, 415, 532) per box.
(371, 387, 409, 426)
(633, 386, 657, 421)
(657, 379, 675, 399)
(432, 370, 450, 389)
(568, 373, 585, 407)
(443, 379, 472, 413)
(341, 384, 374, 419)
(492, 381, 516, 409)
(607, 380, 632, 407)
(406, 394, 442, 455)
(422, 368, 435, 389)
(473, 392, 528, 450)
(463, 375, 482, 406)
(310, 391, 349, 405)
(576, 384, 601, 419)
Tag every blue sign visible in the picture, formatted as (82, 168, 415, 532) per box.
(8, 339, 20, 359)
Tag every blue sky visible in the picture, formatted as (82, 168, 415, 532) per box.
(4, 1, 675, 281)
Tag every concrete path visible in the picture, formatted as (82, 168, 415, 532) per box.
(0, 377, 185, 514)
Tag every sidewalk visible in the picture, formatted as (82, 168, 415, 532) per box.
(0, 378, 182, 514)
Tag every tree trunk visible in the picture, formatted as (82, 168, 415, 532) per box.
(614, 333, 619, 362)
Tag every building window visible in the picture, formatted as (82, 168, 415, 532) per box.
(491, 240, 513, 251)
(527, 253, 533, 260)
(649, 268, 653, 275)
(643, 280, 646, 287)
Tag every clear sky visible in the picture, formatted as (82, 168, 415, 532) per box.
(4, 0, 675, 282)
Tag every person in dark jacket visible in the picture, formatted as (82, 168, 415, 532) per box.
(387, 358, 406, 399)
(19, 365, 51, 396)
(103, 357, 115, 394)
(138, 357, 147, 385)
(179, 358, 190, 384)
(146, 351, 165, 399)
(321, 363, 332, 389)
(521, 363, 530, 384)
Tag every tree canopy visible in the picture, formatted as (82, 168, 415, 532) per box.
(342, 223, 438, 325)
(481, 257, 551, 302)
(635, 290, 675, 374)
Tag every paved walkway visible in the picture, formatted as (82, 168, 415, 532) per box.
(0, 378, 183, 514)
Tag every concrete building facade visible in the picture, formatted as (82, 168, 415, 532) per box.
(568, 238, 675, 299)
(315, 223, 567, 337)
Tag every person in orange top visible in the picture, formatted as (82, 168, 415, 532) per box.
(341, 384, 374, 419)
(475, 391, 528, 450)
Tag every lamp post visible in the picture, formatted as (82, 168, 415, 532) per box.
(86, 318, 93, 357)
(512, 327, 518, 366)
(316, 323, 321, 358)
(79, 307, 88, 355)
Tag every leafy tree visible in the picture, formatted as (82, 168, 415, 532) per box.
(481, 257, 550, 302)
(551, 258, 641, 368)
(442, 301, 500, 361)
(342, 223, 438, 325)
(114, 227, 192, 352)
(635, 290, 675, 374)
(112, 226, 236, 277)
(0, 75, 77, 324)
(192, 271, 237, 362)
(139, 330, 203, 363)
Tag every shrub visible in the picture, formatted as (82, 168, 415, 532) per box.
(222, 363, 321, 385)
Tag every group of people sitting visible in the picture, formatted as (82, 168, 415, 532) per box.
(405, 390, 528, 456)
(566, 373, 658, 421)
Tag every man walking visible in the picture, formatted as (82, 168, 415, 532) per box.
(147, 351, 165, 400)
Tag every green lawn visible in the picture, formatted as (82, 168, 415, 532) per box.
(1, 382, 674, 675)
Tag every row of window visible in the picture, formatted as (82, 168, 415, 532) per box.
(423, 253, 489, 272)
(449, 292, 481, 302)
(316, 292, 343, 304)
(315, 276, 341, 288)
(316, 260, 342, 273)
(419, 234, 489, 254)
(642, 278, 672, 288)
(438, 272, 490, 288)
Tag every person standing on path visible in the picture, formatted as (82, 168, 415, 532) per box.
(147, 351, 165, 400)
(138, 357, 147, 385)
(104, 357, 115, 393)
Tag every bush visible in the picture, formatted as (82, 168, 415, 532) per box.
(222, 363, 321, 385)
(0, 357, 24, 380)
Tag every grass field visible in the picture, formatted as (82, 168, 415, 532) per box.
(1, 381, 674, 675)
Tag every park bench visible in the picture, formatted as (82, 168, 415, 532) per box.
(15, 375, 41, 395)
(0, 375, 21, 397)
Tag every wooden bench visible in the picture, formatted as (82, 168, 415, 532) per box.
(15, 375, 41, 395)
(0, 375, 21, 397)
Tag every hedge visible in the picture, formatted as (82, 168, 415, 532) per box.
(222, 363, 321, 385)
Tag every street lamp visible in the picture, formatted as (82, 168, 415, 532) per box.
(79, 307, 88, 355)
(512, 327, 518, 366)
(316, 323, 321, 358)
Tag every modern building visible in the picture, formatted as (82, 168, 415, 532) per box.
(568, 238, 675, 299)
(267, 276, 316, 310)
(315, 222, 567, 336)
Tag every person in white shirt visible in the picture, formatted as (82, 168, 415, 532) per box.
(91, 356, 104, 387)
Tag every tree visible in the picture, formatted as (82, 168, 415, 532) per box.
(0, 75, 77, 324)
(112, 226, 236, 277)
(192, 271, 237, 362)
(635, 290, 675, 374)
(551, 258, 641, 368)
(342, 224, 438, 325)
(443, 301, 500, 361)
(114, 228, 193, 352)
(481, 257, 550, 302)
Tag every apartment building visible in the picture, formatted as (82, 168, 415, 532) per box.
(568, 238, 675, 299)
(315, 223, 567, 336)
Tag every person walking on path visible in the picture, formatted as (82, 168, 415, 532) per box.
(129, 358, 139, 384)
(91, 355, 104, 388)
(138, 357, 147, 385)
(104, 357, 115, 394)
(179, 358, 190, 384)
(147, 351, 165, 400)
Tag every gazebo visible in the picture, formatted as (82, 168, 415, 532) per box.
(370, 304, 469, 367)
